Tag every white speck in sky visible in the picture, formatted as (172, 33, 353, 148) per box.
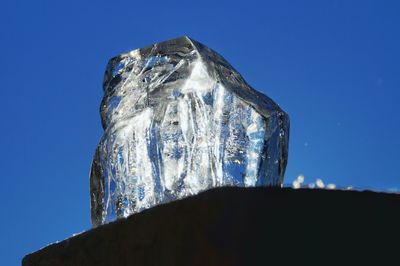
(326, 183, 336, 189)
(316, 179, 325, 188)
(297, 175, 305, 184)
(292, 180, 301, 189)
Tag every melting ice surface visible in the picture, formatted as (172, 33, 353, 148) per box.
(90, 36, 290, 227)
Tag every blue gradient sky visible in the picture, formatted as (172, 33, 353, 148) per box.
(1, 0, 399, 264)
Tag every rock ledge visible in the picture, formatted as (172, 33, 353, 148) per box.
(23, 187, 400, 265)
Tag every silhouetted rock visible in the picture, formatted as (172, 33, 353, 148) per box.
(23, 187, 400, 265)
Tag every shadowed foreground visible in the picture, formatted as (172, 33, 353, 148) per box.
(23, 187, 400, 265)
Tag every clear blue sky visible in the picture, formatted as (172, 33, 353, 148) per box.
(1, 0, 399, 264)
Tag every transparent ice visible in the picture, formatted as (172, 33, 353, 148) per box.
(90, 36, 290, 227)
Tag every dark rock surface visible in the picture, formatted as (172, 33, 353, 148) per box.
(23, 187, 400, 265)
